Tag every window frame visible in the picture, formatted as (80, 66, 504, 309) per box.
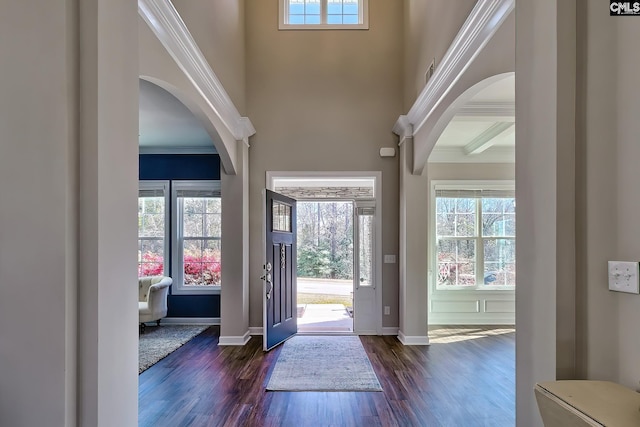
(279, 0, 369, 30)
(171, 180, 222, 295)
(138, 180, 170, 277)
(430, 180, 516, 293)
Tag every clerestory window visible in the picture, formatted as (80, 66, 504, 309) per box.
(279, 0, 369, 30)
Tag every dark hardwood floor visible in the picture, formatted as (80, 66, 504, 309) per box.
(139, 326, 515, 427)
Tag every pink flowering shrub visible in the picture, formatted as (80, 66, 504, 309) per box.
(138, 253, 164, 276)
(138, 251, 221, 285)
(183, 251, 221, 286)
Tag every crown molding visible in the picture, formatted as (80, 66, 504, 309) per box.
(138, 0, 255, 144)
(397, 0, 514, 138)
(454, 101, 515, 121)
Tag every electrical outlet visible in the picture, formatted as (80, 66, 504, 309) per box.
(608, 261, 640, 294)
(384, 306, 390, 315)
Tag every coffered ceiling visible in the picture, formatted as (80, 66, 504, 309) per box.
(429, 75, 515, 163)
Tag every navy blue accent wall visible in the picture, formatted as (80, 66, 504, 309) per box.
(140, 154, 220, 180)
(139, 154, 221, 319)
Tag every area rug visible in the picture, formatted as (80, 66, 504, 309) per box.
(139, 325, 208, 374)
(266, 335, 382, 391)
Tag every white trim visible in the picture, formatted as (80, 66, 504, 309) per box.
(428, 147, 514, 163)
(454, 101, 515, 121)
(398, 331, 430, 346)
(138, 180, 170, 276)
(382, 327, 399, 336)
(138, 0, 255, 142)
(407, 0, 514, 134)
(159, 317, 220, 325)
(218, 330, 251, 346)
(393, 0, 514, 139)
(393, 115, 413, 145)
(139, 146, 217, 155)
(249, 326, 263, 335)
(278, 0, 369, 30)
(171, 180, 222, 295)
(266, 171, 383, 336)
(428, 314, 515, 325)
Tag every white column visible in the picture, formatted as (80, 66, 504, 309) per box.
(220, 141, 250, 344)
(77, 0, 139, 425)
(397, 122, 430, 345)
(0, 1, 78, 425)
(515, 0, 576, 425)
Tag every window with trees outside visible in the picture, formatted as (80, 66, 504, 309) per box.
(434, 184, 515, 290)
(172, 181, 222, 295)
(138, 181, 169, 277)
(279, 0, 369, 29)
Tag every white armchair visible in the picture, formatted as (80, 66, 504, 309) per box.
(139, 276, 172, 329)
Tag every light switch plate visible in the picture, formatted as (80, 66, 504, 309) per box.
(608, 261, 640, 294)
(384, 255, 396, 264)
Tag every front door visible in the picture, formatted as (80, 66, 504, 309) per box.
(263, 190, 297, 351)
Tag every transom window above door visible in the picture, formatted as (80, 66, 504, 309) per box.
(279, 0, 369, 30)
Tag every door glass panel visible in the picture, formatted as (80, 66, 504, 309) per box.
(358, 212, 373, 287)
(273, 201, 292, 232)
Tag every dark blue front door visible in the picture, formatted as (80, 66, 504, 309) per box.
(263, 190, 297, 351)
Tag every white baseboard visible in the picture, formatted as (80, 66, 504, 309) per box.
(398, 330, 430, 345)
(248, 327, 400, 336)
(160, 317, 220, 325)
(382, 327, 399, 336)
(428, 314, 515, 325)
(249, 327, 263, 335)
(218, 330, 251, 346)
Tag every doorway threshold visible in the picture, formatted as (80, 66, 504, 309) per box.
(297, 303, 353, 334)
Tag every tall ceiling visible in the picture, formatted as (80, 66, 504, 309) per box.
(138, 79, 217, 153)
(429, 75, 515, 163)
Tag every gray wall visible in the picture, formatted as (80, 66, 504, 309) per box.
(245, 0, 404, 329)
(172, 0, 247, 113)
(403, 0, 477, 110)
(576, 1, 640, 385)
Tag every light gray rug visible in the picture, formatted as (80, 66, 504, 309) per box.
(266, 335, 382, 391)
(139, 324, 208, 374)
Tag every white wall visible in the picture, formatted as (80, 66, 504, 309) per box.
(516, 0, 576, 425)
(77, 1, 139, 425)
(0, 1, 77, 425)
(0, 1, 139, 426)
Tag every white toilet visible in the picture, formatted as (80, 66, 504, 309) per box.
(535, 380, 640, 426)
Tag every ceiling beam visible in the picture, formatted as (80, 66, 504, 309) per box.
(463, 122, 514, 155)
